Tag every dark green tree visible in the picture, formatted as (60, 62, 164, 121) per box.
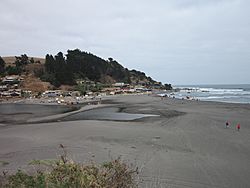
(42, 52, 75, 87)
(15, 54, 29, 67)
(30, 57, 35, 64)
(5, 66, 20, 75)
(0, 56, 5, 75)
(13, 54, 30, 74)
(164, 83, 172, 90)
(45, 54, 55, 73)
(54, 52, 67, 85)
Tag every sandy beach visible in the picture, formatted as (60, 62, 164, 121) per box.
(0, 95, 250, 187)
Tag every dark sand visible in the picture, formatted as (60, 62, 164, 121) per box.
(0, 95, 250, 187)
(0, 103, 77, 124)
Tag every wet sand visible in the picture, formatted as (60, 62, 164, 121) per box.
(0, 95, 250, 187)
(0, 103, 76, 124)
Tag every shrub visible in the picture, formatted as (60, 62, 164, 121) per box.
(2, 146, 138, 188)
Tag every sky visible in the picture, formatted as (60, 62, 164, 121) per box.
(0, 0, 250, 85)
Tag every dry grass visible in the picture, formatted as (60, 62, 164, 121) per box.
(1, 145, 138, 188)
(2, 56, 50, 92)
(20, 74, 52, 92)
(2, 56, 45, 66)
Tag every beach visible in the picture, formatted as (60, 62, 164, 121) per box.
(0, 95, 250, 187)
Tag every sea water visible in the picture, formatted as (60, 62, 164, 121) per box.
(173, 84, 250, 104)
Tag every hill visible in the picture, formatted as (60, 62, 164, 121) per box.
(0, 50, 171, 92)
(41, 49, 160, 87)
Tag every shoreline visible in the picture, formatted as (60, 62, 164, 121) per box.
(1, 90, 250, 106)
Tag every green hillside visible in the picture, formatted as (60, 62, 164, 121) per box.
(0, 49, 172, 90)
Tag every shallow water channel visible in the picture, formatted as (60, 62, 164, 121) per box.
(61, 107, 158, 121)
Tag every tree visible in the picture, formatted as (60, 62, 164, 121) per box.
(164, 83, 172, 90)
(42, 53, 75, 87)
(54, 52, 74, 85)
(30, 57, 35, 64)
(45, 54, 55, 73)
(5, 66, 20, 75)
(15, 54, 29, 67)
(108, 57, 113, 62)
(13, 54, 30, 74)
(0, 56, 5, 75)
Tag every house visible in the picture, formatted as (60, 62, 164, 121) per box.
(42, 90, 61, 97)
(0, 89, 22, 97)
(76, 79, 95, 85)
(0, 85, 8, 91)
(2, 76, 20, 85)
(153, 82, 162, 89)
(113, 83, 125, 87)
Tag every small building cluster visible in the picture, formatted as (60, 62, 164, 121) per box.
(100, 82, 153, 95)
(1, 75, 172, 104)
(0, 75, 24, 97)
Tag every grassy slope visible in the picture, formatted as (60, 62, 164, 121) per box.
(2, 56, 45, 65)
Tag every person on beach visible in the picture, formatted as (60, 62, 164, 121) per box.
(236, 123, 241, 131)
(225, 121, 229, 128)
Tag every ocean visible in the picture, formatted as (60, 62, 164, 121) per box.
(173, 84, 250, 104)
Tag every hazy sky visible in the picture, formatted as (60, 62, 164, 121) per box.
(1, 0, 250, 85)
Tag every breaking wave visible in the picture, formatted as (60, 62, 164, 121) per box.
(173, 84, 250, 104)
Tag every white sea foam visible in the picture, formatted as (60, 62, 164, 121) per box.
(174, 85, 250, 103)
